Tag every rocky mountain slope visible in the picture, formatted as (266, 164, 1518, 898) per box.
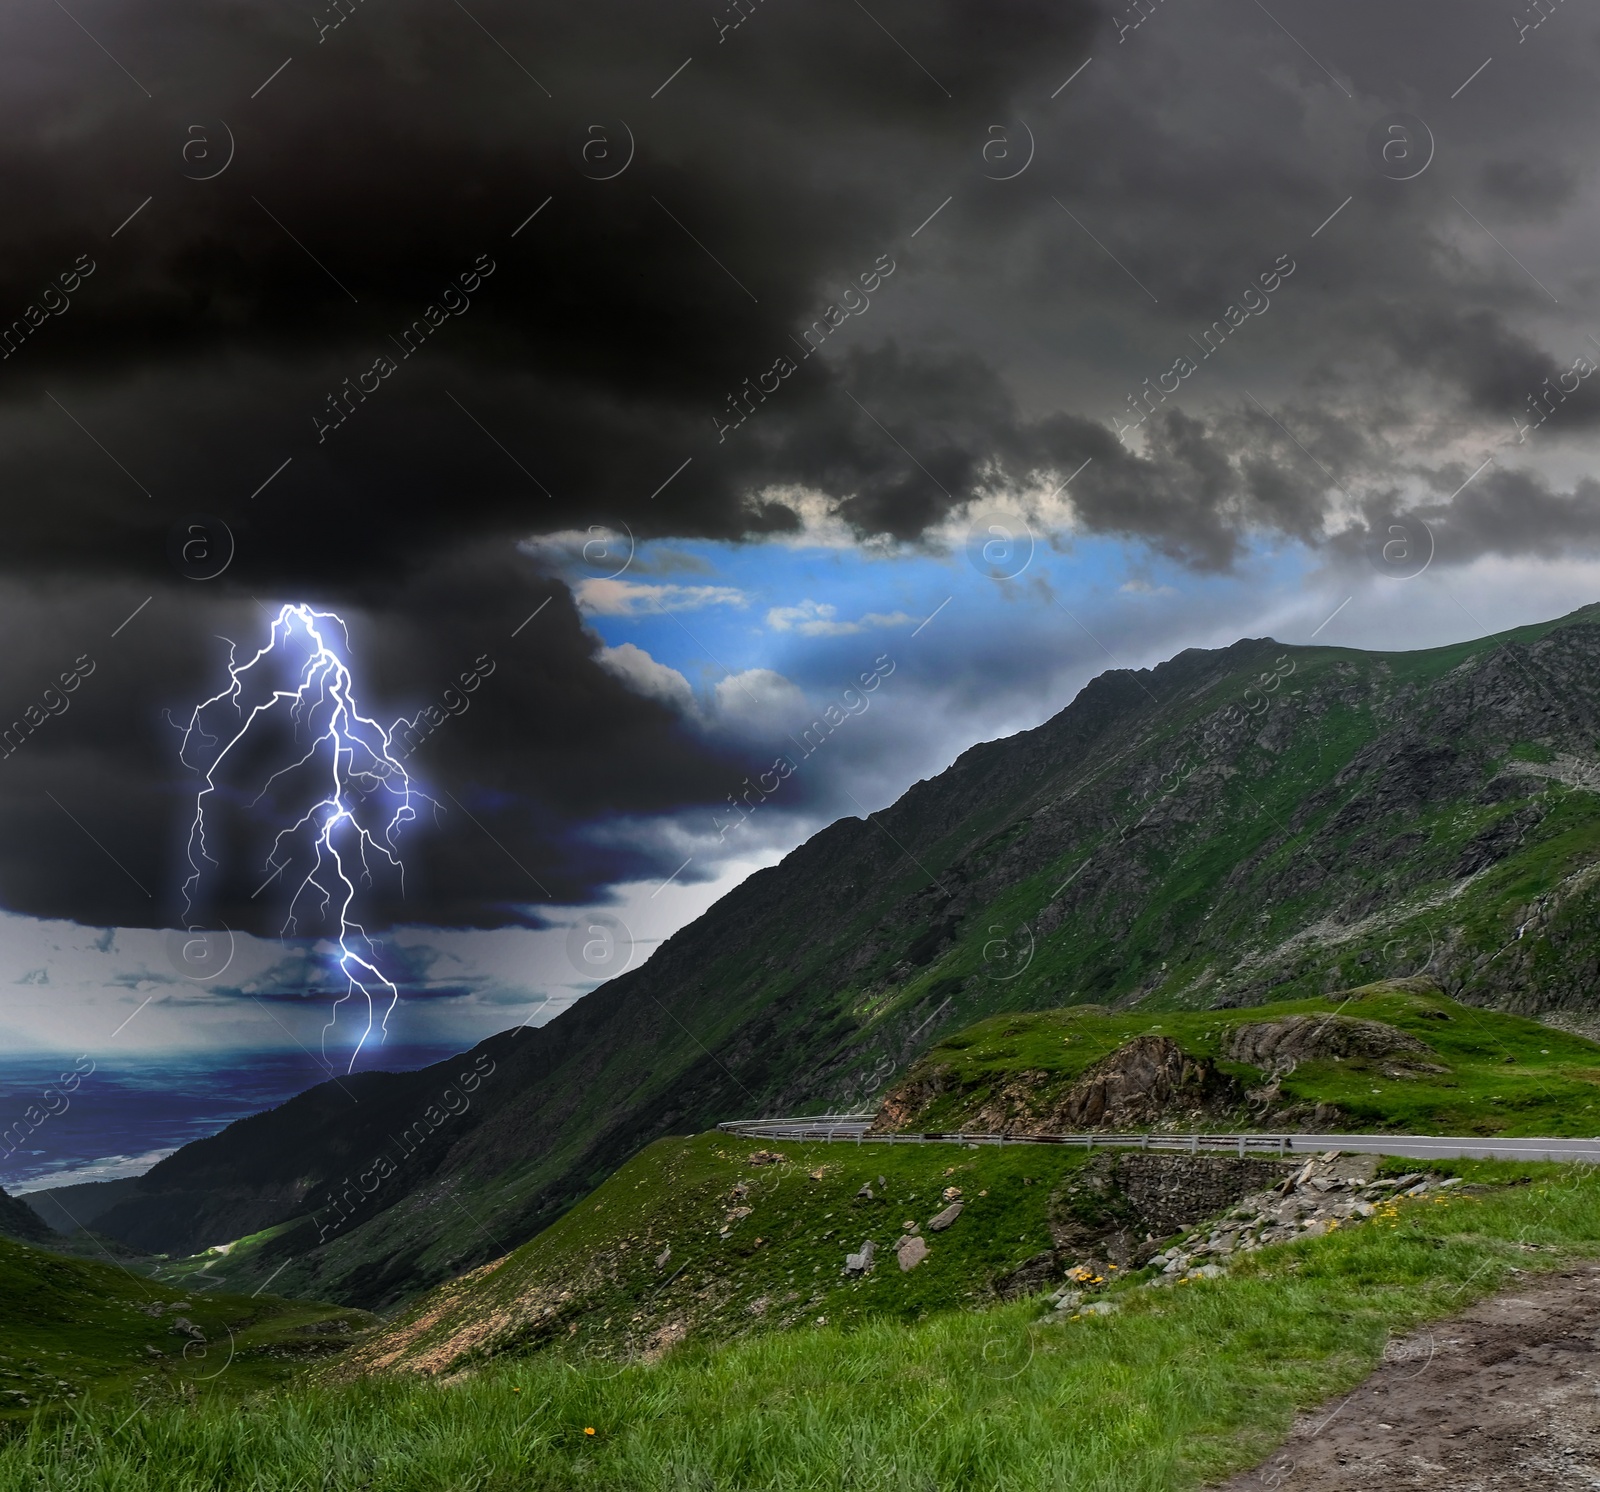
(55, 604, 1600, 1310)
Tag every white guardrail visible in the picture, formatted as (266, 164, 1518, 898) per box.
(715, 1117, 1600, 1164)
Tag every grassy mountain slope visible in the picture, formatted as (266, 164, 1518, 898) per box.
(0, 1234, 371, 1419)
(5, 1163, 1599, 1492)
(77, 605, 1600, 1310)
(875, 980, 1600, 1137)
(323, 1132, 1112, 1381)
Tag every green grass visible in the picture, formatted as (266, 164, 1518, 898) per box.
(3, 1161, 1596, 1490)
(327, 1133, 1109, 1379)
(886, 981, 1600, 1137)
(146, 1219, 303, 1292)
(0, 1235, 372, 1421)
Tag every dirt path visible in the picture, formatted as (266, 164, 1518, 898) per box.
(1212, 1258, 1600, 1490)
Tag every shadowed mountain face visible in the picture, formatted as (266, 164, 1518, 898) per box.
(0, 1186, 53, 1244)
(67, 605, 1600, 1309)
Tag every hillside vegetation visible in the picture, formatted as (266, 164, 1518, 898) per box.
(324, 1132, 1110, 1380)
(317, 984, 1600, 1379)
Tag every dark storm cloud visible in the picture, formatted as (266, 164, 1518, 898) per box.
(1317, 467, 1600, 574)
(6, 0, 1600, 934)
(0, 554, 792, 933)
(0, 0, 1116, 930)
(4, 0, 1594, 577)
(1478, 158, 1579, 219)
(0, 0, 1102, 586)
(1417, 467, 1600, 563)
(1375, 307, 1600, 426)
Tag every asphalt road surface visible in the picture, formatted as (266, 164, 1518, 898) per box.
(717, 1119, 1600, 1165)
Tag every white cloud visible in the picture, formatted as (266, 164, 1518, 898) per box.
(594, 643, 807, 737)
(765, 598, 916, 635)
(596, 642, 695, 712)
(518, 528, 636, 573)
(575, 577, 747, 616)
(1120, 578, 1179, 597)
(711, 668, 809, 732)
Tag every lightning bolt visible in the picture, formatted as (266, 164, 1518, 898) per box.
(179, 603, 425, 1071)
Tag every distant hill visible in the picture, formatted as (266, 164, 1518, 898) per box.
(870, 980, 1600, 1138)
(0, 1232, 371, 1418)
(78, 603, 1600, 1310)
(21, 1175, 141, 1235)
(0, 1186, 53, 1245)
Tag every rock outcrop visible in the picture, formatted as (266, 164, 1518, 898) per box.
(869, 1065, 959, 1133)
(1139, 1156, 1459, 1279)
(872, 1029, 1367, 1136)
(1042, 1036, 1241, 1130)
(1225, 1015, 1446, 1076)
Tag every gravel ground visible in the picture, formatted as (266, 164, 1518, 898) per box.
(1213, 1258, 1600, 1490)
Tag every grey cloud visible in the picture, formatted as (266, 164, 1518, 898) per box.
(1417, 467, 1600, 563)
(1479, 159, 1579, 218)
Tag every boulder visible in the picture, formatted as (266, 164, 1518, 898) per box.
(842, 1240, 876, 1275)
(895, 1234, 929, 1271)
(927, 1201, 964, 1231)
